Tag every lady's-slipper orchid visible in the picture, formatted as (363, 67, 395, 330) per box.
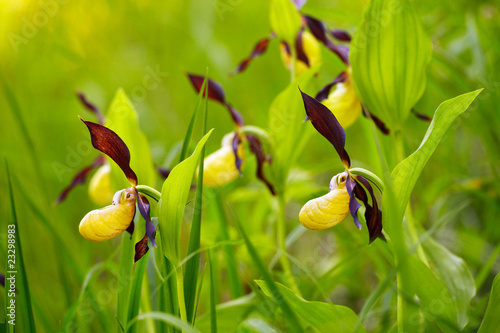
(299, 89, 384, 243)
(188, 74, 276, 195)
(80, 187, 136, 241)
(203, 132, 246, 187)
(79, 119, 157, 261)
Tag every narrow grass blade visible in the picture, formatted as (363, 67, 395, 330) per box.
(184, 78, 209, 323)
(228, 206, 302, 332)
(179, 75, 208, 162)
(478, 272, 500, 333)
(208, 250, 217, 333)
(127, 252, 149, 333)
(128, 312, 200, 333)
(5, 161, 36, 332)
(117, 219, 137, 330)
(213, 189, 243, 299)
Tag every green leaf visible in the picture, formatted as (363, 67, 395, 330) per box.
(104, 89, 157, 188)
(391, 89, 482, 222)
(268, 68, 316, 192)
(256, 281, 367, 333)
(184, 75, 209, 323)
(478, 272, 500, 333)
(422, 238, 475, 329)
(350, 0, 432, 128)
(195, 295, 255, 332)
(400, 255, 458, 332)
(269, 0, 301, 45)
(158, 130, 214, 265)
(208, 250, 217, 333)
(127, 252, 149, 333)
(5, 162, 36, 333)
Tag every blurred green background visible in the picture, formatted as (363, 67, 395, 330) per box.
(1, 0, 499, 331)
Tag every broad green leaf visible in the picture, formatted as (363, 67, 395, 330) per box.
(478, 272, 500, 333)
(422, 238, 475, 329)
(350, 0, 432, 128)
(256, 281, 367, 333)
(391, 89, 482, 221)
(269, 0, 301, 45)
(105, 89, 156, 189)
(5, 163, 36, 333)
(268, 68, 316, 192)
(195, 295, 255, 333)
(400, 255, 458, 332)
(158, 130, 213, 265)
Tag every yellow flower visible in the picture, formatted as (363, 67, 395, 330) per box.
(322, 71, 362, 128)
(299, 173, 350, 230)
(280, 31, 321, 76)
(79, 187, 136, 241)
(88, 164, 114, 205)
(203, 133, 245, 187)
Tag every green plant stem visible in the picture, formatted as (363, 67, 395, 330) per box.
(136, 185, 161, 202)
(175, 267, 188, 328)
(277, 194, 301, 296)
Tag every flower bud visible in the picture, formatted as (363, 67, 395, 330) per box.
(322, 71, 362, 128)
(299, 174, 350, 230)
(88, 164, 114, 205)
(280, 31, 321, 76)
(79, 187, 136, 241)
(203, 133, 245, 187)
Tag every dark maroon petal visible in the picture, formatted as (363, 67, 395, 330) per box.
(315, 71, 348, 102)
(295, 29, 310, 66)
(281, 41, 292, 56)
(135, 190, 157, 247)
(247, 134, 276, 195)
(0, 273, 5, 287)
(346, 175, 362, 229)
(411, 109, 432, 122)
(157, 166, 171, 179)
(126, 218, 135, 236)
(187, 74, 226, 103)
(187, 73, 244, 126)
(362, 106, 390, 135)
(134, 234, 149, 262)
(55, 155, 106, 204)
(299, 89, 351, 168)
(80, 119, 138, 186)
(232, 133, 243, 176)
(231, 35, 273, 75)
(354, 175, 384, 243)
(225, 104, 245, 127)
(304, 16, 328, 44)
(304, 15, 350, 65)
(330, 29, 352, 43)
(77, 91, 105, 125)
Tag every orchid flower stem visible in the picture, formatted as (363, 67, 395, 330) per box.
(136, 185, 161, 202)
(277, 193, 301, 296)
(175, 267, 188, 328)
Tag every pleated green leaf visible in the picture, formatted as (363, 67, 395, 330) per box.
(391, 89, 481, 223)
(158, 130, 213, 265)
(256, 281, 367, 333)
(350, 0, 432, 128)
(422, 238, 475, 329)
